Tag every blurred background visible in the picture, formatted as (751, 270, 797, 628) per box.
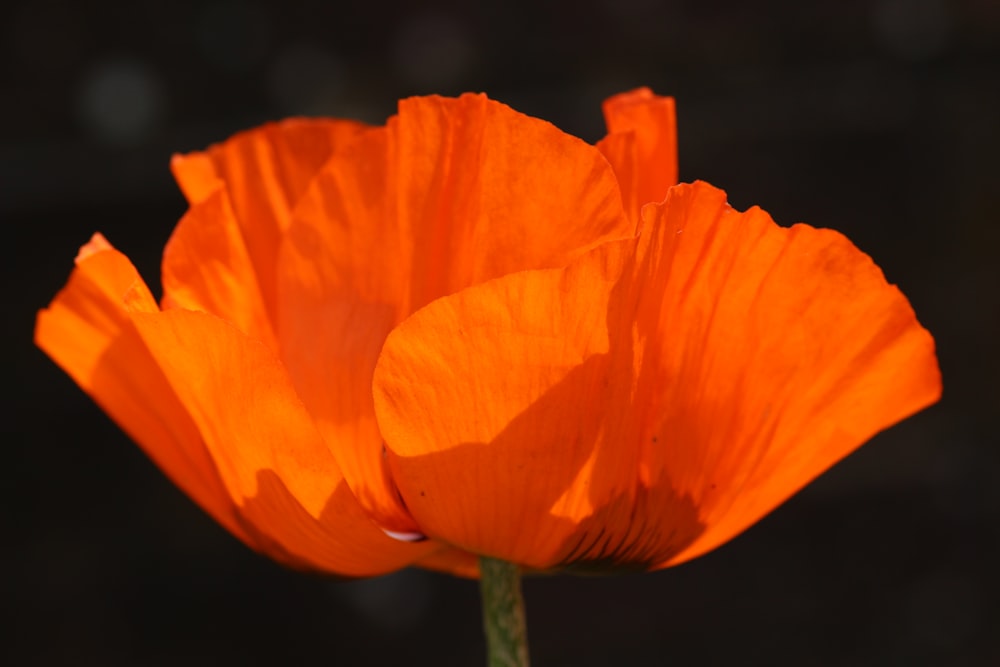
(4, 0, 997, 664)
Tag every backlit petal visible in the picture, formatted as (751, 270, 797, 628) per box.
(171, 118, 368, 321)
(277, 93, 632, 533)
(161, 188, 277, 350)
(373, 235, 645, 567)
(126, 306, 438, 576)
(388, 93, 631, 310)
(373, 181, 941, 570)
(598, 88, 678, 222)
(642, 183, 942, 566)
(34, 236, 248, 544)
(595, 129, 639, 225)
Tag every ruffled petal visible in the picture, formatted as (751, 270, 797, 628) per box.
(595, 129, 638, 224)
(34, 236, 249, 544)
(125, 305, 439, 576)
(161, 188, 277, 351)
(372, 235, 646, 567)
(171, 118, 368, 321)
(372, 181, 940, 570)
(597, 88, 678, 223)
(641, 182, 941, 566)
(276, 93, 632, 534)
(389, 93, 632, 310)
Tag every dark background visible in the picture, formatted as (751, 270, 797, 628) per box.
(4, 0, 997, 664)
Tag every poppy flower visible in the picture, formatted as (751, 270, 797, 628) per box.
(35, 89, 940, 579)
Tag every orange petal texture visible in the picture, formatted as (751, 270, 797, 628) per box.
(372, 181, 941, 571)
(275, 93, 631, 533)
(36, 237, 248, 544)
(36, 235, 441, 576)
(37, 90, 939, 579)
(171, 118, 369, 325)
(597, 87, 678, 224)
(124, 305, 439, 575)
(36, 93, 640, 576)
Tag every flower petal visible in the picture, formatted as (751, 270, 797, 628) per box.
(276, 93, 632, 534)
(161, 188, 277, 351)
(171, 118, 368, 321)
(372, 181, 941, 570)
(641, 182, 942, 567)
(125, 305, 438, 576)
(597, 88, 678, 222)
(372, 236, 647, 567)
(35, 236, 248, 544)
(388, 93, 632, 310)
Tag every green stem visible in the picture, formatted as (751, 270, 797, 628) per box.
(479, 556, 530, 667)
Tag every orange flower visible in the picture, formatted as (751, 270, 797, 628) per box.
(36, 89, 940, 578)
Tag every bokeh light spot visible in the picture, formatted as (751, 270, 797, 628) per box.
(76, 57, 166, 147)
